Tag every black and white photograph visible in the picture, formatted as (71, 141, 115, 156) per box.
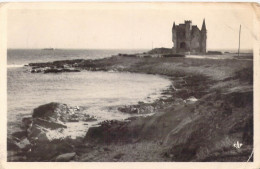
(1, 2, 259, 164)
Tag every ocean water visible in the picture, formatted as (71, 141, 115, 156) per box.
(7, 49, 171, 138)
(7, 49, 147, 66)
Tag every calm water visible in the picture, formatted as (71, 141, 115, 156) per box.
(7, 49, 147, 65)
(7, 49, 171, 138)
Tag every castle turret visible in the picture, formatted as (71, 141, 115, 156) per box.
(200, 19, 207, 53)
(172, 22, 176, 29)
(185, 20, 192, 31)
(172, 22, 177, 50)
(201, 19, 206, 31)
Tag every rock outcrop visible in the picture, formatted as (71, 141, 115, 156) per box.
(29, 60, 82, 73)
(32, 102, 73, 122)
(118, 104, 155, 114)
(8, 102, 97, 161)
(84, 120, 132, 144)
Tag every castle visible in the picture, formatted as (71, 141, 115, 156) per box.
(172, 19, 207, 54)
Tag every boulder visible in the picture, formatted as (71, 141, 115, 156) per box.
(27, 141, 74, 161)
(82, 114, 97, 122)
(15, 138, 31, 150)
(12, 131, 27, 139)
(55, 152, 76, 162)
(33, 118, 67, 130)
(32, 102, 73, 122)
(118, 106, 139, 114)
(118, 104, 155, 114)
(27, 124, 49, 142)
(67, 113, 97, 122)
(24, 103, 73, 144)
(84, 120, 130, 144)
(21, 117, 33, 129)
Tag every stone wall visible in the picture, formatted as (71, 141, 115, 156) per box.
(190, 27, 201, 53)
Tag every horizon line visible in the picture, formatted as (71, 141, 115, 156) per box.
(7, 48, 253, 51)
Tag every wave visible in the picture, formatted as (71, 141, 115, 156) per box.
(7, 64, 24, 68)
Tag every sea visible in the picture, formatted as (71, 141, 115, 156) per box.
(7, 49, 172, 138)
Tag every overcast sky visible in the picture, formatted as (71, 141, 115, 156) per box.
(7, 3, 256, 49)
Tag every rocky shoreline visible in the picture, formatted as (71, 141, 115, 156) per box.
(8, 75, 192, 161)
(8, 53, 253, 161)
(8, 102, 98, 161)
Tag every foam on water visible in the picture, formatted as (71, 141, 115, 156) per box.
(7, 64, 24, 68)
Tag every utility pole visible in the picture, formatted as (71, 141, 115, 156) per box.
(238, 25, 241, 57)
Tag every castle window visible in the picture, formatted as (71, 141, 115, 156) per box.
(180, 42, 186, 49)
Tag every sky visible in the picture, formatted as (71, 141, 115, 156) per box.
(7, 3, 256, 50)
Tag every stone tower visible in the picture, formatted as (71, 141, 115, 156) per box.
(172, 20, 207, 54)
(172, 22, 177, 49)
(200, 19, 207, 53)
